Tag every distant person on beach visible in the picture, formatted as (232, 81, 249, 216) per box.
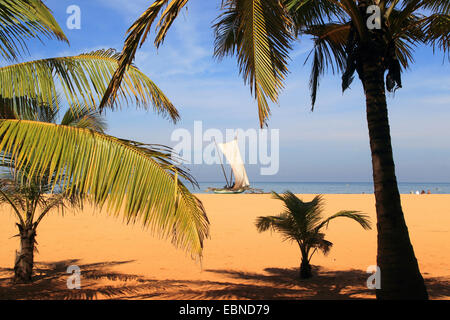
(427, 190, 431, 194)
(415, 190, 420, 195)
(421, 190, 426, 194)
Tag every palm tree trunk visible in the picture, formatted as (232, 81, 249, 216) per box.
(299, 247, 312, 279)
(361, 59, 428, 299)
(14, 224, 36, 283)
(300, 258, 312, 279)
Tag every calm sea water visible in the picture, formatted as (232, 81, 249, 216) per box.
(190, 182, 450, 194)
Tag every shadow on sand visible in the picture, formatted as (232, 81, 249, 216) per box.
(0, 260, 448, 300)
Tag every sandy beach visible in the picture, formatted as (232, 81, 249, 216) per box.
(0, 194, 449, 300)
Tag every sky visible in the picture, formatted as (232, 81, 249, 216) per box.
(23, 0, 450, 183)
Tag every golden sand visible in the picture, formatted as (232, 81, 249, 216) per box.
(0, 194, 448, 299)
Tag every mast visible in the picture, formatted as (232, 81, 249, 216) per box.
(217, 137, 250, 190)
(214, 138, 230, 187)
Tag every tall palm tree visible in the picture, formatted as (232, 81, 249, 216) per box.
(99, 0, 448, 299)
(256, 192, 371, 279)
(0, 0, 210, 282)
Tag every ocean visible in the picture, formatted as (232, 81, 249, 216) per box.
(190, 182, 450, 194)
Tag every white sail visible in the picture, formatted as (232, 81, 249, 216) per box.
(218, 139, 250, 189)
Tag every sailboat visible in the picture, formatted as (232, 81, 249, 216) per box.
(206, 137, 251, 194)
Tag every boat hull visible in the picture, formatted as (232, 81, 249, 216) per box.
(212, 188, 245, 194)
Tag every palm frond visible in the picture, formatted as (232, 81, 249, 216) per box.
(255, 212, 304, 243)
(419, 14, 450, 59)
(420, 0, 450, 14)
(335, 0, 367, 40)
(0, 49, 179, 122)
(60, 105, 107, 133)
(0, 95, 57, 121)
(214, 0, 293, 127)
(0, 120, 209, 258)
(389, 0, 422, 29)
(388, 10, 428, 68)
(317, 210, 372, 231)
(400, 0, 449, 15)
(0, 0, 67, 61)
(306, 232, 333, 256)
(0, 178, 27, 221)
(285, 0, 345, 32)
(0, 168, 86, 228)
(255, 215, 284, 232)
(117, 139, 198, 188)
(154, 0, 189, 47)
(303, 23, 349, 109)
(99, 0, 189, 110)
(271, 191, 324, 234)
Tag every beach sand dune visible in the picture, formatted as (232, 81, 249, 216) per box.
(0, 194, 449, 300)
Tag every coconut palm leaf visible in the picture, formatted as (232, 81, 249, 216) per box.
(387, 10, 427, 66)
(420, 0, 450, 13)
(99, 0, 189, 110)
(256, 192, 324, 243)
(102, 0, 293, 128)
(332, 0, 366, 39)
(2, 94, 106, 132)
(285, 0, 345, 31)
(154, 0, 189, 47)
(117, 139, 197, 187)
(0, 0, 67, 61)
(305, 232, 333, 256)
(214, 0, 293, 127)
(0, 174, 83, 225)
(271, 191, 324, 233)
(0, 95, 57, 121)
(60, 104, 107, 133)
(418, 14, 450, 58)
(0, 119, 209, 258)
(316, 210, 372, 231)
(0, 49, 179, 122)
(255, 213, 304, 242)
(302, 22, 349, 108)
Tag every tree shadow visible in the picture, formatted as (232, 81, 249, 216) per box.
(203, 266, 373, 299)
(0, 261, 448, 300)
(0, 259, 141, 300)
(424, 277, 450, 300)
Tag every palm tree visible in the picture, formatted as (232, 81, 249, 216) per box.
(0, 0, 210, 283)
(256, 192, 371, 279)
(0, 172, 85, 283)
(0, 106, 104, 283)
(98, 0, 448, 299)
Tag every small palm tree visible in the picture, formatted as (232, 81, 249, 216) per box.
(0, 171, 85, 283)
(0, 1, 210, 278)
(0, 106, 104, 283)
(256, 192, 371, 279)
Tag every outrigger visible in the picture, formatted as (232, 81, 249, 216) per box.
(206, 137, 263, 194)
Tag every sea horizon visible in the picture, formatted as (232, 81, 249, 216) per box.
(190, 181, 450, 194)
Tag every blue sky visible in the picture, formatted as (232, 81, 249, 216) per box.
(24, 0, 450, 182)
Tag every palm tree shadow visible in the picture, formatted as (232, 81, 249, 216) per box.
(204, 266, 374, 299)
(204, 267, 450, 300)
(0, 259, 140, 299)
(0, 261, 448, 300)
(423, 277, 450, 299)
